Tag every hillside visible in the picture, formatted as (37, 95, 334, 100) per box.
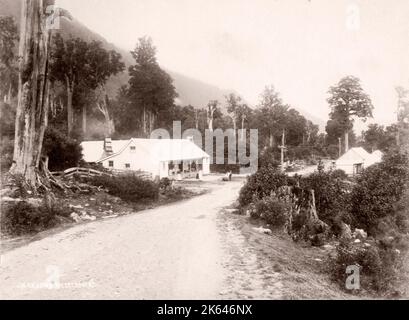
(0, 0, 234, 107)
(0, 0, 325, 128)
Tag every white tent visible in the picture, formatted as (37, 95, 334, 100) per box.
(335, 147, 381, 175)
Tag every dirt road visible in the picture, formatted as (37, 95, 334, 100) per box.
(0, 178, 244, 299)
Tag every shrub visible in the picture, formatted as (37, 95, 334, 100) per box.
(331, 169, 347, 180)
(329, 235, 408, 294)
(90, 174, 159, 202)
(42, 126, 83, 171)
(238, 164, 288, 207)
(159, 177, 172, 191)
(299, 170, 350, 226)
(161, 186, 193, 202)
(255, 196, 289, 228)
(350, 150, 409, 235)
(1, 198, 70, 236)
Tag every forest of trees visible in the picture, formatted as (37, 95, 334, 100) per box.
(1, 3, 409, 188)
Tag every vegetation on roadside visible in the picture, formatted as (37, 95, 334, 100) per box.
(238, 148, 409, 296)
(89, 174, 160, 202)
(1, 196, 71, 236)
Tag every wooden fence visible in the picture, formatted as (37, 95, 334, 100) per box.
(51, 167, 153, 180)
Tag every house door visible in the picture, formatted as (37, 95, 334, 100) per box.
(353, 163, 363, 175)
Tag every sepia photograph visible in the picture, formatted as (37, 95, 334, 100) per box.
(0, 0, 408, 307)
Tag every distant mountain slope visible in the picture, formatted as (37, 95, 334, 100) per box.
(1, 0, 325, 128)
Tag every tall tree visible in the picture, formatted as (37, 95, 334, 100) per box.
(0, 16, 19, 103)
(9, 0, 54, 190)
(362, 123, 397, 153)
(225, 93, 242, 132)
(327, 76, 373, 152)
(49, 34, 124, 136)
(206, 100, 219, 131)
(128, 37, 177, 136)
(255, 85, 288, 149)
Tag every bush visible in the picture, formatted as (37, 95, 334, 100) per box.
(90, 174, 159, 202)
(299, 170, 350, 226)
(1, 198, 70, 236)
(331, 169, 347, 180)
(159, 177, 172, 191)
(350, 150, 409, 235)
(254, 196, 289, 228)
(329, 235, 408, 294)
(42, 126, 83, 171)
(239, 164, 288, 207)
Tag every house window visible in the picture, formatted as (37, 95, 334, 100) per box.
(125, 163, 131, 169)
(130, 146, 136, 152)
(108, 161, 114, 167)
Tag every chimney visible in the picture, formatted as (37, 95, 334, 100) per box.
(104, 138, 113, 154)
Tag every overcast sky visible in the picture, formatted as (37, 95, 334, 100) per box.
(56, 0, 409, 129)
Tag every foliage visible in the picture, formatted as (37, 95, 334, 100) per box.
(42, 126, 83, 171)
(325, 119, 357, 147)
(0, 135, 14, 173)
(0, 101, 16, 137)
(254, 195, 289, 228)
(90, 174, 159, 202)
(122, 36, 178, 136)
(0, 16, 18, 100)
(327, 76, 374, 128)
(299, 170, 351, 226)
(1, 198, 71, 236)
(50, 34, 125, 93)
(159, 177, 172, 190)
(350, 150, 409, 235)
(326, 76, 373, 151)
(49, 33, 125, 135)
(329, 235, 408, 294)
(361, 123, 398, 153)
(238, 164, 289, 207)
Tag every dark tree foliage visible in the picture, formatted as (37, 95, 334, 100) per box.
(49, 34, 125, 135)
(326, 76, 373, 150)
(350, 150, 409, 234)
(125, 36, 178, 136)
(0, 16, 18, 101)
(361, 123, 398, 153)
(299, 170, 351, 227)
(42, 126, 83, 171)
(238, 164, 289, 207)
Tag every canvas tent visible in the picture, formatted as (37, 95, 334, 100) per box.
(335, 147, 383, 175)
(81, 138, 210, 179)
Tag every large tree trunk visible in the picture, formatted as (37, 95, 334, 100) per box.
(82, 104, 86, 135)
(142, 105, 147, 136)
(66, 81, 74, 136)
(195, 110, 199, 130)
(96, 89, 115, 137)
(148, 111, 155, 135)
(344, 131, 349, 152)
(6, 84, 12, 104)
(9, 0, 53, 191)
(269, 132, 274, 148)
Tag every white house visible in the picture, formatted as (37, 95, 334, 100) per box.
(81, 138, 210, 179)
(335, 147, 383, 175)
